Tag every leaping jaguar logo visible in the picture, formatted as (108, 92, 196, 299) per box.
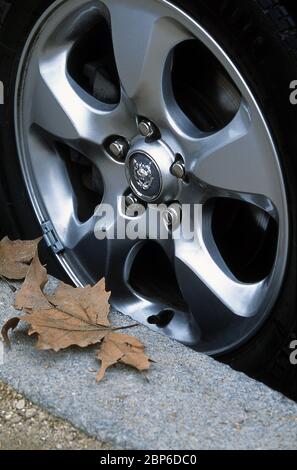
(132, 159, 154, 191)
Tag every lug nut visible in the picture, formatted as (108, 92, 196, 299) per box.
(171, 161, 185, 179)
(125, 193, 138, 207)
(163, 205, 181, 229)
(126, 194, 146, 217)
(138, 120, 158, 140)
(109, 138, 129, 160)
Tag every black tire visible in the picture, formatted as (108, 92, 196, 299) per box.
(0, 0, 296, 400)
(0, 0, 71, 280)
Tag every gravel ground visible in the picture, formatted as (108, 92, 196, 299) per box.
(0, 277, 297, 450)
(0, 381, 112, 450)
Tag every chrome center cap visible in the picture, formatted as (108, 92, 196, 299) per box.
(126, 138, 179, 203)
(128, 152, 162, 200)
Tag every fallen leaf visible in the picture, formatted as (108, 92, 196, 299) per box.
(21, 308, 109, 352)
(96, 332, 151, 382)
(0, 237, 41, 280)
(1, 245, 152, 382)
(49, 278, 110, 328)
(12, 279, 112, 352)
(15, 253, 51, 311)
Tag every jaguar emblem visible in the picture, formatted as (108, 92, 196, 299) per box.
(127, 151, 161, 201)
(132, 159, 154, 191)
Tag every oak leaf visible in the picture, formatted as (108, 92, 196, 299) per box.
(96, 332, 151, 382)
(0, 237, 41, 280)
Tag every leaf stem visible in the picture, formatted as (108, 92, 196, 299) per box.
(0, 275, 17, 293)
(111, 323, 139, 332)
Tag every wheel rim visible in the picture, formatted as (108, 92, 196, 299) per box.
(14, 0, 289, 354)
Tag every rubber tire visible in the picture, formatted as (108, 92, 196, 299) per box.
(0, 0, 296, 400)
(0, 0, 71, 280)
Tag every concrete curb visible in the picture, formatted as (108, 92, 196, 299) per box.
(0, 278, 297, 450)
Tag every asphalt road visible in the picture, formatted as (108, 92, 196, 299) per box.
(0, 278, 297, 450)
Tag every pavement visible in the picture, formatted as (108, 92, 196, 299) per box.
(0, 277, 297, 450)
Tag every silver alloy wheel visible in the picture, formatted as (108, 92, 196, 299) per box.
(14, 0, 289, 354)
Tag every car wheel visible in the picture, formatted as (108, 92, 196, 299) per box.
(0, 0, 296, 399)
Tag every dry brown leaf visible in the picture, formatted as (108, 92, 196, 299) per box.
(96, 332, 151, 382)
(8, 278, 111, 352)
(49, 278, 110, 328)
(1, 246, 152, 381)
(15, 253, 51, 311)
(20, 308, 109, 352)
(0, 237, 41, 280)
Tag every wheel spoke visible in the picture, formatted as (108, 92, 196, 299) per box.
(96, 190, 146, 295)
(27, 132, 77, 235)
(181, 102, 284, 218)
(32, 45, 136, 148)
(103, 0, 191, 122)
(174, 207, 267, 320)
(65, 216, 108, 283)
